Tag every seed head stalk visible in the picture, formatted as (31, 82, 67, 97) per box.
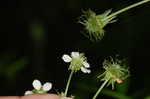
(92, 79, 109, 99)
(106, 0, 150, 19)
(64, 70, 74, 97)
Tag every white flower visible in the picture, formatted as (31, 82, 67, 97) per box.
(24, 91, 33, 95)
(24, 79, 52, 95)
(62, 52, 91, 73)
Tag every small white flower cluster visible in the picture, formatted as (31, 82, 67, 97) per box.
(25, 79, 52, 95)
(24, 52, 91, 96)
(62, 52, 91, 73)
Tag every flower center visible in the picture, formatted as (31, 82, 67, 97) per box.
(69, 58, 83, 71)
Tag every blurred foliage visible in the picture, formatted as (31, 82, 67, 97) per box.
(0, 52, 27, 80)
(145, 96, 150, 99)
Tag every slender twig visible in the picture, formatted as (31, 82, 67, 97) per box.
(64, 70, 74, 97)
(92, 79, 109, 99)
(107, 0, 150, 19)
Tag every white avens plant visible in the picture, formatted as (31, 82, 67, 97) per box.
(62, 52, 91, 73)
(25, 79, 52, 95)
(23, 1, 150, 99)
(62, 52, 91, 97)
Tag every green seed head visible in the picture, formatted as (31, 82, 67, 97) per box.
(98, 57, 129, 89)
(79, 9, 116, 41)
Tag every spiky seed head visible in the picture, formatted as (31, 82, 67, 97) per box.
(79, 9, 117, 41)
(98, 57, 129, 89)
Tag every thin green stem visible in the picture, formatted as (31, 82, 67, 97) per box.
(64, 70, 74, 97)
(107, 0, 150, 19)
(92, 79, 109, 99)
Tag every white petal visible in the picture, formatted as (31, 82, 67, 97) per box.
(32, 79, 42, 90)
(83, 61, 90, 68)
(62, 54, 72, 62)
(81, 67, 91, 73)
(42, 82, 52, 91)
(24, 91, 33, 95)
(71, 52, 79, 58)
(86, 69, 91, 74)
